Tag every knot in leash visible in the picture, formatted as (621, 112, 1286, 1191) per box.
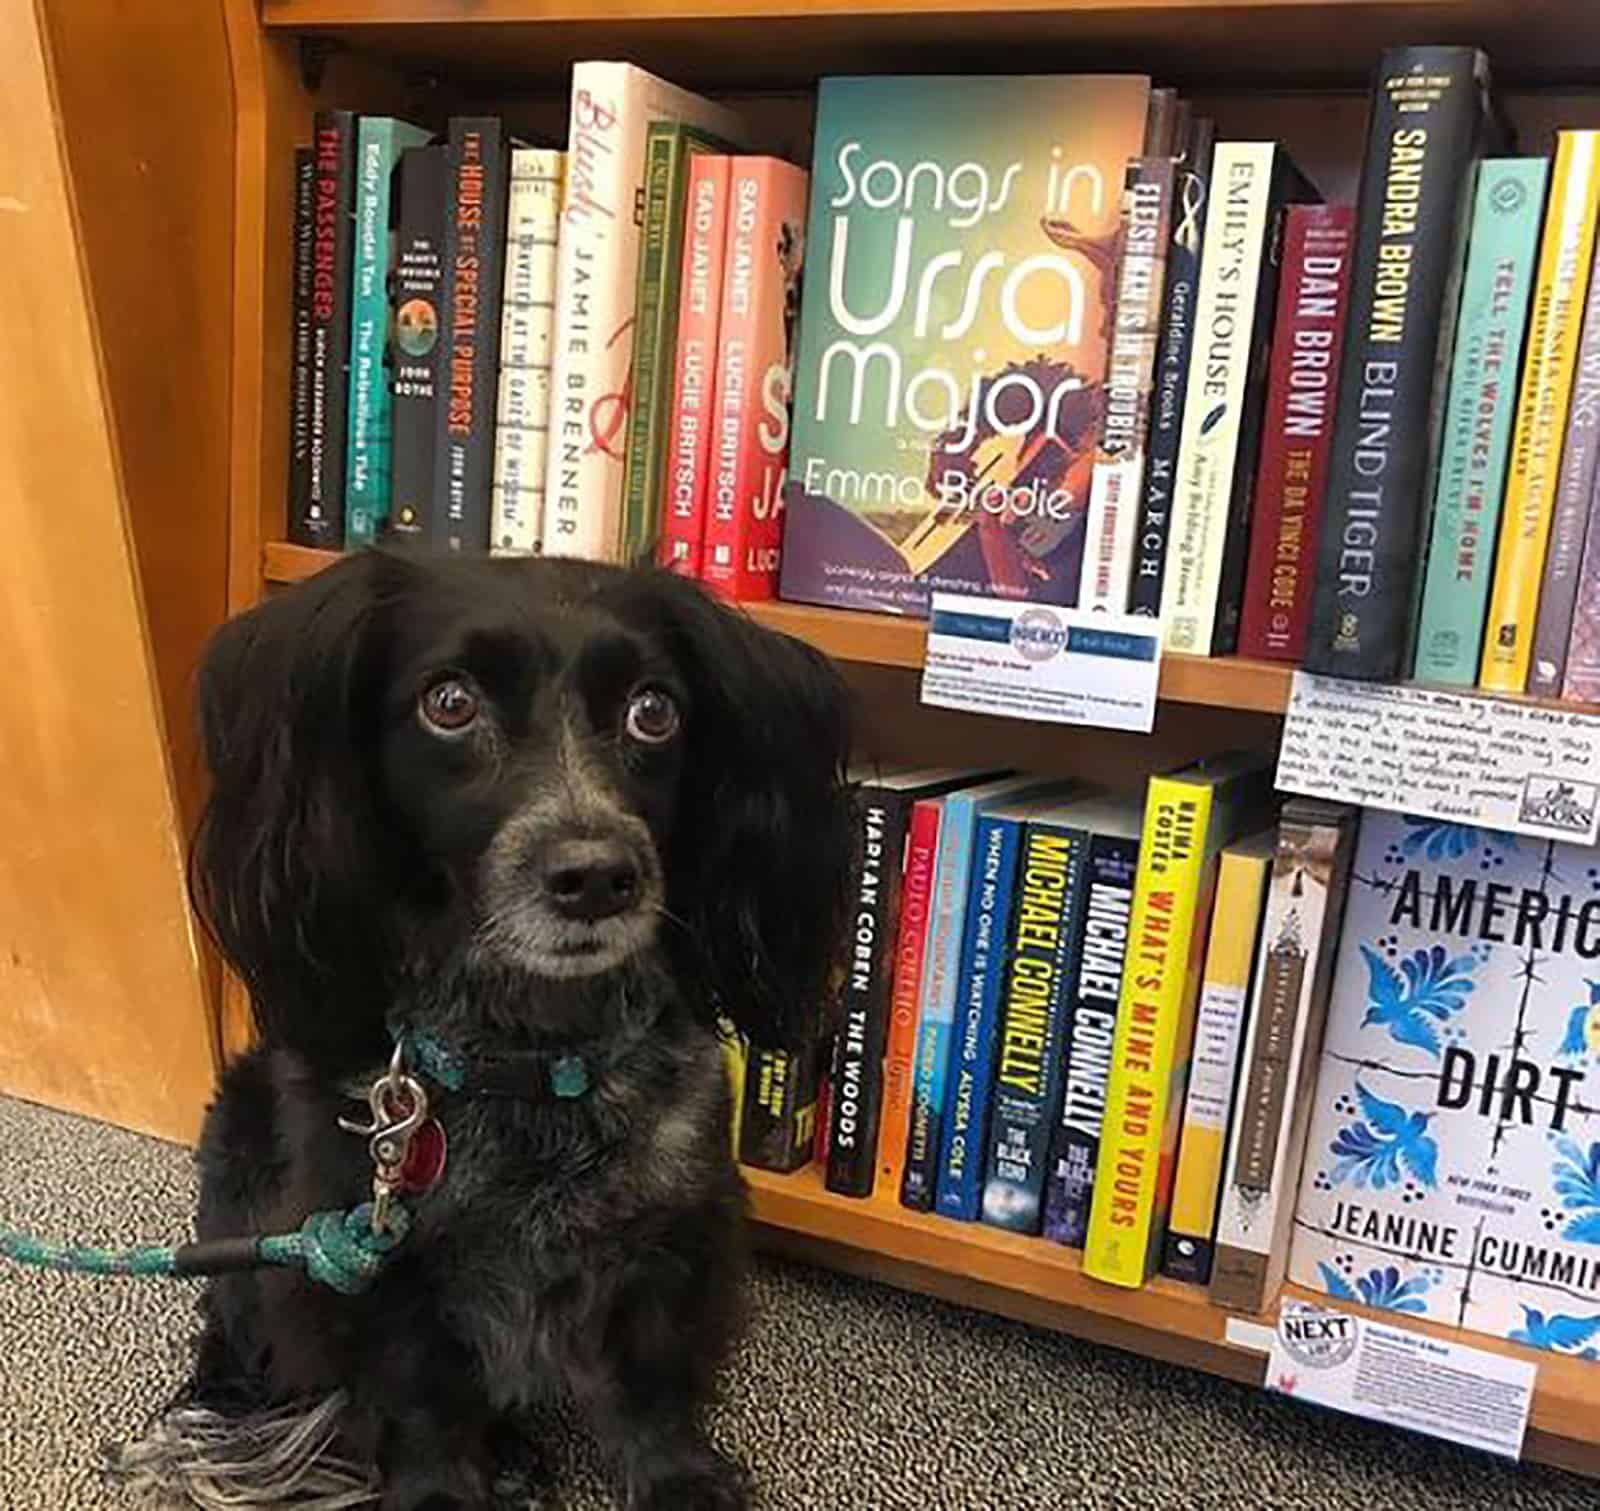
(259, 1202, 411, 1295)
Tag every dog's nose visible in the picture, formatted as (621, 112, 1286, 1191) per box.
(540, 838, 642, 922)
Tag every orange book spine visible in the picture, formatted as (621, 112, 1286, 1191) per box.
(700, 157, 808, 600)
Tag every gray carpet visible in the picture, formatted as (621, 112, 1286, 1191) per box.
(2, 1094, 1596, 1510)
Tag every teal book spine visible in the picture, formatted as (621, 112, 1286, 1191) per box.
(345, 116, 433, 547)
(1411, 157, 1549, 683)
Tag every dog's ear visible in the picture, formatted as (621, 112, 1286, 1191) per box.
(619, 574, 856, 1050)
(190, 550, 401, 1068)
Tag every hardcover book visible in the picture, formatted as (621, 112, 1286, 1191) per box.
(1082, 751, 1276, 1287)
(1130, 117, 1217, 618)
(738, 1038, 826, 1173)
(1563, 348, 1600, 702)
(538, 64, 747, 561)
(286, 148, 315, 546)
(1289, 813, 1600, 1352)
(1237, 205, 1357, 661)
(700, 158, 809, 601)
(491, 148, 564, 555)
(779, 73, 1152, 617)
(1160, 141, 1318, 656)
(1413, 158, 1549, 685)
(1482, 130, 1600, 693)
(1209, 800, 1359, 1314)
(1304, 47, 1494, 682)
(345, 116, 434, 547)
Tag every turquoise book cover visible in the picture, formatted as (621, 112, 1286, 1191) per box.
(779, 74, 1151, 617)
(346, 116, 434, 547)
(1412, 157, 1548, 684)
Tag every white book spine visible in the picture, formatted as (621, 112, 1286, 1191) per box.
(492, 149, 564, 556)
(539, 64, 747, 561)
(1160, 142, 1276, 651)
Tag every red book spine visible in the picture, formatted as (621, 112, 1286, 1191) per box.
(876, 799, 942, 1199)
(1238, 205, 1356, 661)
(699, 158, 808, 601)
(658, 155, 732, 576)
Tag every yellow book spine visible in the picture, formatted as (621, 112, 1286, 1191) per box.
(719, 1017, 748, 1157)
(1160, 841, 1272, 1283)
(1481, 130, 1600, 692)
(1083, 776, 1216, 1288)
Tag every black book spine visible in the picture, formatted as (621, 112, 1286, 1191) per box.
(1131, 118, 1216, 618)
(389, 144, 447, 544)
(432, 117, 510, 553)
(285, 149, 315, 543)
(1305, 47, 1492, 680)
(739, 1040, 825, 1173)
(296, 110, 356, 548)
(826, 788, 914, 1198)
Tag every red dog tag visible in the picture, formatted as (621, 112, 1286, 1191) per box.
(399, 1118, 448, 1194)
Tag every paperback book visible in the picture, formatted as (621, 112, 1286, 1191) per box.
(389, 145, 448, 543)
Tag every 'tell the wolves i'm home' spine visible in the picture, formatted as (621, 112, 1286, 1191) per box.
(389, 145, 448, 543)
(286, 148, 315, 544)
(432, 118, 510, 553)
(1303, 47, 1493, 681)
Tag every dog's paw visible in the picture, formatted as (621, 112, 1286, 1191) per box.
(628, 1448, 748, 1511)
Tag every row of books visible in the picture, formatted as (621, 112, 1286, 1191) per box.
(734, 762, 1600, 1359)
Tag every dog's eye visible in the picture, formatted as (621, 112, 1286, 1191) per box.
(419, 678, 479, 734)
(624, 687, 680, 745)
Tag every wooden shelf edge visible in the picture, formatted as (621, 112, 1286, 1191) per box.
(260, 542, 1292, 715)
(743, 1163, 1600, 1478)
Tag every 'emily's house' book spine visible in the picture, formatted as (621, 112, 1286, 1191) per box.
(1304, 47, 1493, 682)
(1130, 116, 1217, 618)
(431, 117, 510, 553)
(934, 805, 1029, 1221)
(1237, 205, 1356, 661)
(294, 110, 356, 549)
(1209, 799, 1358, 1315)
(345, 117, 433, 547)
(491, 148, 564, 555)
(779, 73, 1151, 618)
(1160, 141, 1317, 656)
(1041, 825, 1139, 1247)
(659, 154, 731, 576)
(1481, 131, 1600, 690)
(1412, 158, 1549, 685)
(700, 158, 809, 602)
(539, 65, 746, 562)
(1082, 751, 1275, 1287)
(1080, 159, 1177, 613)
(286, 148, 315, 546)
(1159, 830, 1273, 1285)
(981, 816, 1091, 1236)
(1531, 221, 1600, 697)
(389, 144, 448, 544)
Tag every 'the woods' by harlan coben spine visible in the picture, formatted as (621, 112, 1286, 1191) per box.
(389, 145, 448, 544)
(1303, 46, 1494, 682)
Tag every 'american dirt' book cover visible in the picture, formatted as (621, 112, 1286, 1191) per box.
(778, 75, 1152, 617)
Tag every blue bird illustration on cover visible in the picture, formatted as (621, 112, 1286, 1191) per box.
(1509, 1305, 1600, 1357)
(1552, 1138, 1600, 1244)
(1359, 943, 1477, 1058)
(1329, 1083, 1439, 1191)
(1559, 980, 1600, 1059)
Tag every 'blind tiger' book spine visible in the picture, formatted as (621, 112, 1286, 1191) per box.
(286, 148, 315, 545)
(1304, 47, 1493, 681)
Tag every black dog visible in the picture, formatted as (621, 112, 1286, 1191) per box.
(140, 549, 854, 1509)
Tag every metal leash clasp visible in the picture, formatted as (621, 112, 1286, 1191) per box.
(339, 1040, 429, 1234)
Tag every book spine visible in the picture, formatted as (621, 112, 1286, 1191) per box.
(540, 66, 745, 561)
(389, 145, 448, 544)
(1080, 160, 1177, 613)
(980, 822, 1090, 1236)
(718, 1014, 748, 1155)
(1042, 832, 1137, 1247)
(935, 813, 1025, 1222)
(491, 149, 564, 555)
(1564, 439, 1600, 698)
(659, 155, 731, 576)
(1237, 206, 1356, 661)
(1131, 118, 1216, 618)
(1159, 843, 1270, 1284)
(285, 148, 315, 546)
(295, 111, 356, 548)
(1413, 159, 1549, 684)
(738, 1041, 823, 1172)
(826, 790, 912, 1197)
(1160, 143, 1292, 655)
(431, 118, 508, 553)
(1083, 776, 1219, 1287)
(700, 161, 807, 601)
(1482, 132, 1600, 692)
(1304, 48, 1492, 680)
